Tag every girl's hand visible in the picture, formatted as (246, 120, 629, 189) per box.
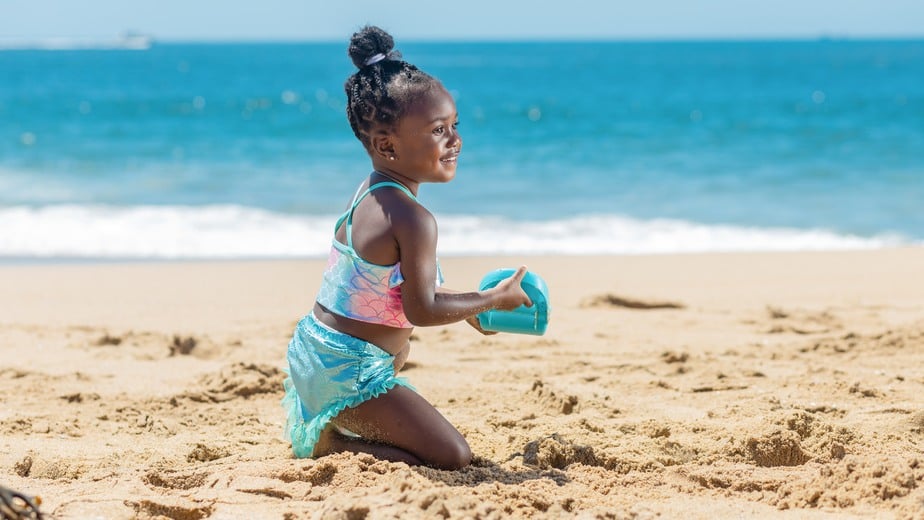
(465, 315, 498, 335)
(491, 266, 533, 311)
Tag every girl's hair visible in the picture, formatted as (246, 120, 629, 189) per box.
(344, 25, 438, 148)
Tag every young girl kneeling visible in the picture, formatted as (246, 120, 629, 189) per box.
(282, 25, 531, 470)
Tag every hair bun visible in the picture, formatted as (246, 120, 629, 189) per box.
(348, 25, 397, 69)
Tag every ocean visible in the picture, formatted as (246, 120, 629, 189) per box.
(1, 40, 922, 260)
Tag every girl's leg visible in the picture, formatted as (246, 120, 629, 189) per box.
(314, 385, 472, 470)
(312, 424, 423, 466)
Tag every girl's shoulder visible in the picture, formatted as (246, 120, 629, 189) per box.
(372, 188, 436, 244)
(367, 182, 432, 218)
(388, 191, 435, 233)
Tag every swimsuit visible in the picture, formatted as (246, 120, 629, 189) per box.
(282, 180, 439, 457)
(316, 181, 441, 328)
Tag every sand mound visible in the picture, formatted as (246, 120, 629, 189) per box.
(181, 362, 283, 403)
(775, 456, 923, 512)
(729, 411, 855, 467)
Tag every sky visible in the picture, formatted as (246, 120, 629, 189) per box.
(2, 0, 923, 42)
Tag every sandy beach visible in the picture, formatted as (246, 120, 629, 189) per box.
(1, 248, 923, 519)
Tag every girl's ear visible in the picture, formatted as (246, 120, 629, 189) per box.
(371, 133, 398, 161)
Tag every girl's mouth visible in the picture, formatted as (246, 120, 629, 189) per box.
(440, 151, 460, 163)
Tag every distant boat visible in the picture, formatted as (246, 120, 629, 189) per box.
(117, 32, 154, 50)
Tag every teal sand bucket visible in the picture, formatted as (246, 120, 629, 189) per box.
(476, 269, 550, 335)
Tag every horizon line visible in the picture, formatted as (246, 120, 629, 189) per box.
(129, 34, 924, 44)
(3, 33, 924, 46)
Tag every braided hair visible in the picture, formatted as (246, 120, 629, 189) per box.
(344, 25, 439, 149)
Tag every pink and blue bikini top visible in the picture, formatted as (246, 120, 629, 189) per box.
(315, 181, 442, 329)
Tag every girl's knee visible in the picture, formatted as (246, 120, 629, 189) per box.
(429, 438, 472, 470)
(452, 442, 473, 469)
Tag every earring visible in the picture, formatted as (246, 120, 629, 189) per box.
(388, 155, 396, 160)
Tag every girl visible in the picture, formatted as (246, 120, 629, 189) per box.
(282, 25, 532, 470)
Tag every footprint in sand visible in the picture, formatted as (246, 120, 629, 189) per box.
(187, 443, 231, 463)
(127, 499, 213, 520)
(143, 469, 209, 490)
(761, 305, 842, 335)
(96, 333, 123, 346)
(0, 367, 32, 379)
(521, 433, 601, 470)
(909, 411, 924, 434)
(529, 379, 578, 415)
(170, 335, 198, 356)
(105, 406, 172, 434)
(87, 330, 222, 360)
(273, 460, 339, 487)
(1, 418, 33, 435)
(231, 475, 298, 500)
(14, 452, 85, 481)
(581, 294, 685, 310)
(89, 330, 162, 360)
(801, 324, 924, 357)
(60, 392, 101, 403)
(181, 363, 283, 403)
(661, 351, 690, 364)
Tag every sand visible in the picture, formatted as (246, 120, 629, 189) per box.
(1, 249, 923, 519)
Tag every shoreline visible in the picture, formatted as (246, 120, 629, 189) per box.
(3, 205, 916, 260)
(2, 247, 922, 518)
(1, 242, 920, 265)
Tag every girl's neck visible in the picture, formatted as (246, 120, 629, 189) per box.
(373, 169, 417, 195)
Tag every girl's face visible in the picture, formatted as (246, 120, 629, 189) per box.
(390, 85, 462, 184)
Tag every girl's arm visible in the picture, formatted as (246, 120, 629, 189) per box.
(437, 286, 499, 335)
(394, 203, 531, 327)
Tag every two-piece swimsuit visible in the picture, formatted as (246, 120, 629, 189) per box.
(282, 180, 442, 457)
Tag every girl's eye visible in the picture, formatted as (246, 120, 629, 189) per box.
(433, 126, 444, 135)
(452, 121, 459, 129)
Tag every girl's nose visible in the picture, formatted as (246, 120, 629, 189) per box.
(449, 129, 462, 149)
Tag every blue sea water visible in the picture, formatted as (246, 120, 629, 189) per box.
(1, 40, 922, 259)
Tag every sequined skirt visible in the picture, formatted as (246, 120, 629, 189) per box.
(282, 312, 412, 457)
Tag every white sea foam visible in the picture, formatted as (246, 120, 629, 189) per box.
(0, 205, 910, 260)
(436, 215, 909, 255)
(0, 205, 330, 259)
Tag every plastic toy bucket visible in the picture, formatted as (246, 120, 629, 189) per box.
(476, 269, 550, 335)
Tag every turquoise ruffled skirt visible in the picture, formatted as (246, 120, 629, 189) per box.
(282, 313, 413, 457)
